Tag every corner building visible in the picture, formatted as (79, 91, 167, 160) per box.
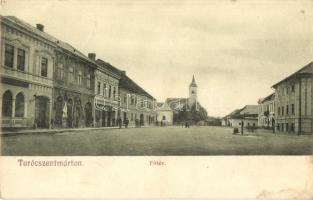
(272, 62, 313, 134)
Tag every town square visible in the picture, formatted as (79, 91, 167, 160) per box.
(2, 126, 313, 156)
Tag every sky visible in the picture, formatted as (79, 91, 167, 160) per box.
(2, 0, 313, 117)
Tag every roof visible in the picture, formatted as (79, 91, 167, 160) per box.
(258, 93, 275, 104)
(272, 62, 313, 88)
(96, 59, 121, 79)
(190, 75, 197, 87)
(226, 105, 258, 119)
(97, 59, 155, 99)
(2, 15, 96, 66)
(118, 74, 154, 99)
(239, 105, 258, 115)
(156, 102, 172, 111)
(165, 98, 188, 110)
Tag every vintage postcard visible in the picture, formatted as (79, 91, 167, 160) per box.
(0, 0, 313, 199)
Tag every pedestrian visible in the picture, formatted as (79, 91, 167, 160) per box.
(118, 117, 122, 129)
(241, 120, 244, 135)
(125, 118, 129, 128)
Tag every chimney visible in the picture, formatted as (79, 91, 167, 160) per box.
(36, 24, 44, 32)
(120, 70, 126, 75)
(88, 53, 96, 61)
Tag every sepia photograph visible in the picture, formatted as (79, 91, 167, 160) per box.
(0, 0, 313, 156)
(1, 0, 313, 199)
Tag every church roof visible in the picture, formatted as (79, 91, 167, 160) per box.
(189, 75, 197, 87)
(165, 98, 188, 111)
(156, 102, 172, 111)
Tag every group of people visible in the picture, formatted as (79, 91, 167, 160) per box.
(182, 122, 191, 128)
(116, 117, 129, 129)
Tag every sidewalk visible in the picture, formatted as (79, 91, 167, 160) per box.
(1, 125, 153, 136)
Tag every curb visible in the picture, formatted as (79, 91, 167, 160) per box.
(0, 125, 157, 136)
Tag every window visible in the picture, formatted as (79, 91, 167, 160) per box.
(162, 116, 166, 120)
(278, 107, 280, 116)
(86, 74, 91, 88)
(287, 87, 290, 94)
(69, 67, 74, 83)
(78, 71, 82, 86)
(286, 105, 289, 115)
(2, 90, 13, 117)
(131, 96, 134, 105)
(291, 85, 295, 92)
(95, 109, 101, 122)
(292, 104, 295, 115)
(113, 87, 116, 100)
(56, 63, 64, 80)
(141, 100, 144, 108)
(282, 106, 284, 116)
(124, 94, 127, 104)
(109, 85, 112, 98)
(15, 92, 24, 117)
(103, 83, 107, 97)
(97, 82, 101, 95)
(5, 44, 14, 68)
(17, 49, 25, 71)
(41, 57, 48, 77)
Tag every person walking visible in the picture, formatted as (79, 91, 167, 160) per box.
(125, 118, 129, 128)
(241, 120, 244, 135)
(118, 117, 122, 129)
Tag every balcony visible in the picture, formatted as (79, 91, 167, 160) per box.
(0, 66, 53, 86)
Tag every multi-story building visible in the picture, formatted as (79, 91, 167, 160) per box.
(1, 15, 158, 130)
(52, 46, 97, 128)
(118, 72, 157, 127)
(257, 93, 275, 128)
(272, 62, 313, 134)
(96, 59, 157, 127)
(1, 16, 56, 129)
(93, 57, 120, 127)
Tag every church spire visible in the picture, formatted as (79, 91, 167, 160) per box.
(190, 75, 197, 87)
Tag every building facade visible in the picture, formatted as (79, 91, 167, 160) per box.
(93, 57, 120, 127)
(1, 15, 159, 131)
(52, 48, 96, 128)
(258, 93, 275, 128)
(224, 105, 258, 128)
(156, 102, 173, 125)
(1, 16, 55, 129)
(96, 59, 157, 127)
(272, 62, 313, 134)
(118, 73, 157, 127)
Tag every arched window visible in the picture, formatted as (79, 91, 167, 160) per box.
(2, 90, 13, 117)
(15, 92, 25, 117)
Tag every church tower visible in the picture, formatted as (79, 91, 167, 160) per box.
(188, 75, 197, 108)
